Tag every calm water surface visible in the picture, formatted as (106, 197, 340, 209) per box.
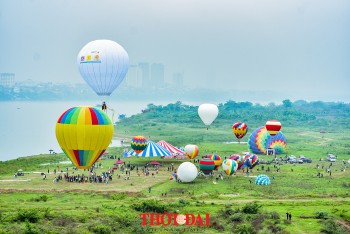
(0, 100, 186, 161)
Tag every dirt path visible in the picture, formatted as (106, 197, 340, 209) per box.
(336, 220, 350, 233)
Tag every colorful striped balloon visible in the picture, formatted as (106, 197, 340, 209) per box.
(56, 106, 113, 169)
(265, 120, 282, 136)
(248, 126, 287, 154)
(131, 136, 148, 154)
(208, 154, 222, 170)
(199, 158, 216, 175)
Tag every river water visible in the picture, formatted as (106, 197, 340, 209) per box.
(0, 100, 186, 161)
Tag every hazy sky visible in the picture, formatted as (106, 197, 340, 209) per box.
(0, 0, 349, 101)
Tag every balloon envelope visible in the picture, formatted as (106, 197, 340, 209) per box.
(131, 136, 148, 154)
(77, 39, 129, 96)
(184, 144, 199, 159)
(255, 174, 271, 185)
(198, 104, 219, 126)
(55, 106, 113, 169)
(222, 159, 238, 175)
(232, 122, 248, 139)
(265, 120, 282, 136)
(177, 162, 198, 182)
(209, 154, 222, 170)
(199, 158, 216, 175)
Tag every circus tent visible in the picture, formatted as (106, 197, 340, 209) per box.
(157, 140, 185, 156)
(127, 141, 171, 157)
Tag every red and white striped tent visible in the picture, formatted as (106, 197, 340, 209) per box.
(157, 140, 186, 159)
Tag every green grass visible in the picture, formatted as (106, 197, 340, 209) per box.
(0, 120, 349, 233)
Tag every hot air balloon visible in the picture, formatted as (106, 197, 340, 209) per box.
(229, 154, 244, 169)
(265, 120, 282, 136)
(255, 174, 271, 185)
(77, 40, 129, 96)
(245, 154, 259, 169)
(222, 159, 238, 175)
(184, 144, 199, 159)
(199, 158, 216, 175)
(177, 162, 198, 183)
(209, 154, 222, 170)
(248, 126, 287, 154)
(232, 122, 248, 142)
(198, 104, 219, 129)
(55, 106, 113, 169)
(131, 136, 147, 154)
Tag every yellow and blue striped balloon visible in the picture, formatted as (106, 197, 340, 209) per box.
(55, 106, 113, 169)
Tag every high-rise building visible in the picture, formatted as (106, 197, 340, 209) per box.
(150, 63, 164, 88)
(125, 65, 142, 88)
(173, 72, 184, 88)
(138, 63, 150, 88)
(0, 73, 15, 87)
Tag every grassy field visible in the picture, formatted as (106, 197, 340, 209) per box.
(0, 123, 350, 233)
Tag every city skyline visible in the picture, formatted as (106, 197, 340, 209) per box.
(0, 0, 349, 102)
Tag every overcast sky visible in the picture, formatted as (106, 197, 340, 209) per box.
(0, 0, 349, 101)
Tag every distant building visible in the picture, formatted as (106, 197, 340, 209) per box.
(150, 63, 164, 88)
(173, 72, 184, 88)
(125, 65, 142, 88)
(138, 62, 150, 88)
(0, 73, 15, 87)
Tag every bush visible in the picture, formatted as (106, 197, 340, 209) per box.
(315, 212, 328, 219)
(233, 224, 256, 234)
(110, 192, 127, 200)
(270, 211, 280, 220)
(242, 202, 261, 214)
(321, 220, 347, 234)
(178, 198, 189, 207)
(131, 199, 168, 213)
(16, 209, 41, 223)
(29, 195, 48, 202)
(231, 213, 245, 222)
(91, 224, 112, 234)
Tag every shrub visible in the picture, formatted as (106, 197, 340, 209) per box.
(315, 212, 328, 219)
(178, 198, 189, 207)
(29, 195, 48, 202)
(231, 213, 245, 222)
(16, 209, 41, 223)
(321, 220, 347, 234)
(270, 211, 280, 220)
(233, 224, 256, 234)
(110, 192, 127, 200)
(242, 202, 261, 214)
(131, 199, 168, 213)
(90, 224, 112, 234)
(24, 222, 39, 234)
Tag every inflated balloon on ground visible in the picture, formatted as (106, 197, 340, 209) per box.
(177, 162, 198, 182)
(184, 144, 199, 159)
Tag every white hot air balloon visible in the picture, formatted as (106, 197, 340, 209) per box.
(77, 39, 129, 96)
(177, 162, 198, 183)
(198, 104, 219, 129)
